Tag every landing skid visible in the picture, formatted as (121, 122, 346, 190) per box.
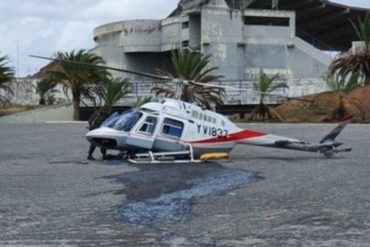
(127, 145, 203, 164)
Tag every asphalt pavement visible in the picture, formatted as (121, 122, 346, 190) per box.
(0, 122, 369, 246)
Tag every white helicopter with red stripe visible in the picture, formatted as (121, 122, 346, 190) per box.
(86, 97, 352, 164)
(31, 55, 352, 164)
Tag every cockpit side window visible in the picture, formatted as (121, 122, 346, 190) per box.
(161, 118, 184, 138)
(137, 116, 158, 135)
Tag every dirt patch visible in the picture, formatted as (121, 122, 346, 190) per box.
(275, 85, 370, 123)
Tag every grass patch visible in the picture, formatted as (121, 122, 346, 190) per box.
(0, 105, 41, 117)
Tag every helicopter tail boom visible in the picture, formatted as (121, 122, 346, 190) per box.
(235, 116, 352, 157)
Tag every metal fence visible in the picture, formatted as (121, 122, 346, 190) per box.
(2, 78, 328, 105)
(127, 79, 328, 104)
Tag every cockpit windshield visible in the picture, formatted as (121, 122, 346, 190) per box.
(101, 112, 121, 127)
(101, 110, 142, 132)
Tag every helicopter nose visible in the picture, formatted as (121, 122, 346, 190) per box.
(86, 127, 127, 150)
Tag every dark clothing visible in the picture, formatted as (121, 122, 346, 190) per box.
(87, 109, 111, 160)
(88, 144, 106, 159)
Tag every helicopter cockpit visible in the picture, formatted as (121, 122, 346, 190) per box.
(101, 110, 143, 132)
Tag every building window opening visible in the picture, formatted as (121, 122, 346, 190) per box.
(182, 40, 189, 48)
(182, 21, 189, 29)
(244, 16, 289, 26)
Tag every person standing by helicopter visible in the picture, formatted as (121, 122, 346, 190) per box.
(87, 106, 111, 160)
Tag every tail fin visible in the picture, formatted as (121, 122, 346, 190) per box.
(320, 115, 352, 144)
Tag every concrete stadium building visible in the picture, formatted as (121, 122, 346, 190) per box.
(90, 0, 369, 103)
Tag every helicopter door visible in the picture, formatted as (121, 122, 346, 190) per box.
(127, 116, 158, 150)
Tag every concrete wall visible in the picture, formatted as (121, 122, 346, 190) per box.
(200, 6, 329, 80)
(0, 103, 73, 124)
(161, 16, 183, 51)
(119, 20, 162, 52)
(201, 6, 245, 80)
(0, 78, 68, 105)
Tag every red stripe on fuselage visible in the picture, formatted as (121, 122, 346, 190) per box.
(190, 129, 266, 144)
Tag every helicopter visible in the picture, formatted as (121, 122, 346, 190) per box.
(30, 55, 352, 164)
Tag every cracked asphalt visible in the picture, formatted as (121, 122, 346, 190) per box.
(0, 122, 370, 246)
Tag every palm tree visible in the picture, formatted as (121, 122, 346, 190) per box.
(321, 72, 365, 121)
(330, 13, 370, 84)
(249, 69, 288, 121)
(132, 96, 152, 107)
(34, 79, 59, 105)
(47, 49, 109, 120)
(0, 55, 15, 105)
(151, 48, 224, 109)
(94, 76, 131, 109)
(351, 13, 370, 53)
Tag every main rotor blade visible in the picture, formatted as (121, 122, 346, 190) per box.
(29, 55, 171, 81)
(190, 81, 243, 90)
(190, 81, 313, 103)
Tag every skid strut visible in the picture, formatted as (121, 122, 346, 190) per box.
(128, 144, 203, 164)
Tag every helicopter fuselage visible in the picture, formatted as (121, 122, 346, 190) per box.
(86, 99, 242, 157)
(86, 98, 352, 160)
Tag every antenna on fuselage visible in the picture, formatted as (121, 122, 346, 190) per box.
(173, 79, 191, 100)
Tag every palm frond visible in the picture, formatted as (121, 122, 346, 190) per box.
(0, 55, 15, 105)
(152, 48, 224, 107)
(250, 69, 286, 121)
(323, 71, 362, 94)
(39, 49, 109, 119)
(94, 76, 131, 108)
(132, 96, 153, 107)
(350, 13, 370, 51)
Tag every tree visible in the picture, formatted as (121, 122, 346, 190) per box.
(151, 48, 224, 109)
(249, 69, 288, 121)
(94, 76, 130, 109)
(321, 72, 365, 121)
(47, 49, 109, 120)
(132, 96, 152, 107)
(330, 13, 370, 84)
(34, 79, 59, 105)
(0, 55, 15, 105)
(351, 13, 370, 53)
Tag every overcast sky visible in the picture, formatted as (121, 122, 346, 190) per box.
(0, 0, 369, 77)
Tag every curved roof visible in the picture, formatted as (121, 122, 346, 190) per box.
(242, 0, 369, 51)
